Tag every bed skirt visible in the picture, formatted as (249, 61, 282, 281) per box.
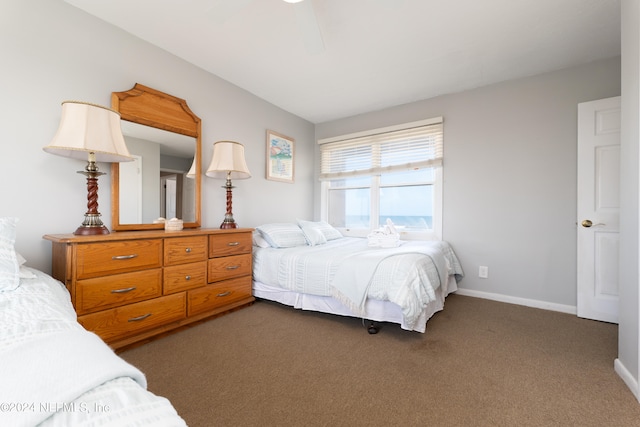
(252, 275, 458, 333)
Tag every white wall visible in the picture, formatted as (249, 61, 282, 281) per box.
(617, 0, 640, 400)
(0, 0, 315, 273)
(316, 57, 621, 310)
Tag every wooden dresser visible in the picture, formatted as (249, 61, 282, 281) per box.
(43, 228, 254, 350)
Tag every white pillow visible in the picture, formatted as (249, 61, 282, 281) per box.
(297, 220, 342, 241)
(256, 223, 307, 248)
(252, 231, 271, 248)
(16, 252, 26, 266)
(0, 217, 20, 291)
(16, 252, 37, 279)
(300, 223, 327, 246)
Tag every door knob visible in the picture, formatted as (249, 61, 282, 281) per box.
(581, 220, 606, 228)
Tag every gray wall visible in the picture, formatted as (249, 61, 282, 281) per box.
(618, 0, 640, 398)
(316, 57, 621, 311)
(0, 0, 315, 272)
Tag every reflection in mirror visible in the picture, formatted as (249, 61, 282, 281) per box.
(119, 122, 196, 224)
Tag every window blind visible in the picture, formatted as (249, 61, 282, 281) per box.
(319, 119, 443, 181)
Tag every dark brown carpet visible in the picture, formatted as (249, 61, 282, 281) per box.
(120, 294, 640, 426)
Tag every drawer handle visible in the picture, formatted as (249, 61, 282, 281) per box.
(226, 265, 239, 270)
(111, 287, 137, 294)
(185, 248, 192, 253)
(112, 254, 138, 260)
(185, 275, 191, 281)
(227, 242, 240, 246)
(128, 313, 152, 322)
(217, 291, 232, 298)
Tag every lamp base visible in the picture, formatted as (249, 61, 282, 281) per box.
(74, 213, 110, 235)
(74, 164, 109, 235)
(220, 219, 237, 229)
(74, 225, 110, 236)
(220, 181, 238, 229)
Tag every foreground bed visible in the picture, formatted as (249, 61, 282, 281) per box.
(252, 222, 464, 333)
(0, 218, 186, 426)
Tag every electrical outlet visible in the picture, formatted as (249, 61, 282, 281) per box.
(479, 266, 489, 279)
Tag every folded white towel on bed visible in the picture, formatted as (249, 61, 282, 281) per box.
(0, 330, 146, 427)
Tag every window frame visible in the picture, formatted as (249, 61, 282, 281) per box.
(318, 118, 443, 240)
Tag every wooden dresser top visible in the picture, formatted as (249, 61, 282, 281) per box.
(43, 228, 254, 244)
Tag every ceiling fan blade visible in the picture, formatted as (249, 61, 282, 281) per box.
(293, 1, 325, 55)
(207, 0, 256, 25)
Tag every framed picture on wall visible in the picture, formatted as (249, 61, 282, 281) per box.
(266, 130, 295, 183)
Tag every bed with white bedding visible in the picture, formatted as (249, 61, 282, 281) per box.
(0, 218, 186, 427)
(252, 221, 464, 332)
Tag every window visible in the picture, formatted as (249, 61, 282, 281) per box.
(319, 118, 443, 239)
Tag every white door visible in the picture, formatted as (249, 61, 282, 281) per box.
(577, 96, 621, 323)
(163, 176, 177, 219)
(118, 155, 143, 223)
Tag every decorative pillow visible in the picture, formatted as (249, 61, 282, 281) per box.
(0, 217, 20, 291)
(256, 223, 308, 248)
(16, 252, 37, 279)
(252, 231, 271, 248)
(297, 220, 342, 241)
(300, 223, 327, 246)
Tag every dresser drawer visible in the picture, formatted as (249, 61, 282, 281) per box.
(76, 269, 162, 315)
(208, 253, 251, 282)
(164, 236, 208, 266)
(76, 240, 163, 279)
(78, 293, 186, 343)
(188, 276, 252, 316)
(164, 261, 207, 294)
(209, 232, 252, 258)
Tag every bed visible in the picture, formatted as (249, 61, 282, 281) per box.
(0, 218, 186, 427)
(252, 221, 464, 333)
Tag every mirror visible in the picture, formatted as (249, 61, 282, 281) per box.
(111, 83, 201, 231)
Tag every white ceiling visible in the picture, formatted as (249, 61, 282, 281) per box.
(64, 0, 621, 124)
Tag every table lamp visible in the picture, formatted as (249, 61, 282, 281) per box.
(43, 101, 133, 235)
(205, 141, 251, 229)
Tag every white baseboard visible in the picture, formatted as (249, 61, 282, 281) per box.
(615, 358, 640, 402)
(453, 288, 577, 315)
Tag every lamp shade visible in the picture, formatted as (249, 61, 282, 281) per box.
(186, 157, 197, 179)
(43, 101, 133, 163)
(206, 141, 251, 180)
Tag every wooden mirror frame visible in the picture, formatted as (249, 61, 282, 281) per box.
(111, 83, 202, 231)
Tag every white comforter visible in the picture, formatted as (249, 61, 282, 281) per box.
(0, 267, 186, 427)
(252, 237, 464, 329)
